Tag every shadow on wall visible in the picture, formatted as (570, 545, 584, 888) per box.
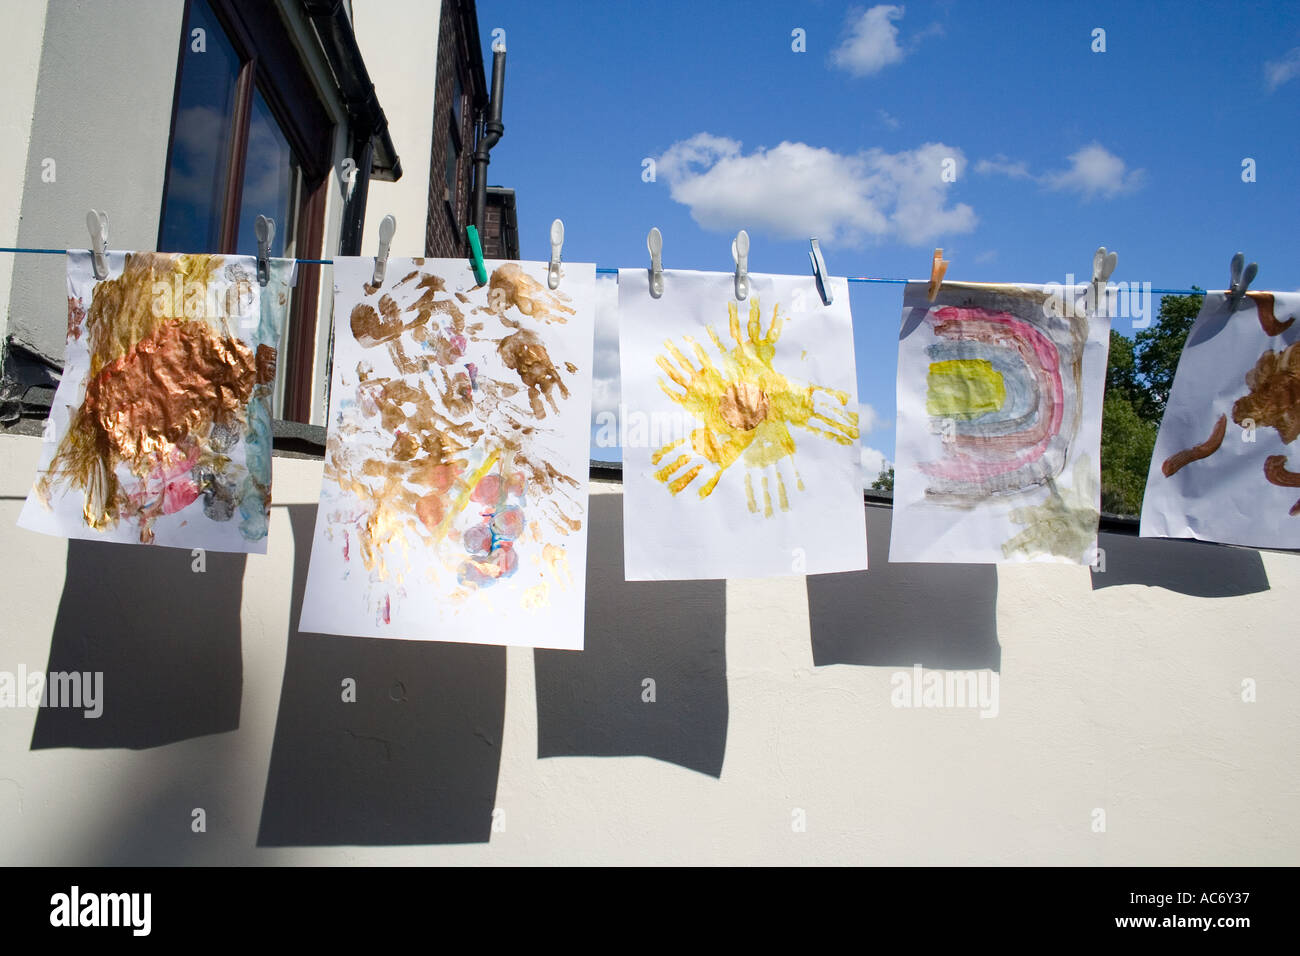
(534, 492, 729, 778)
(1090, 531, 1270, 597)
(31, 539, 244, 750)
(806, 503, 1001, 671)
(257, 505, 505, 847)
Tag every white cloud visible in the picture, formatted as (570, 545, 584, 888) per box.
(858, 402, 891, 434)
(832, 5, 907, 77)
(976, 144, 1144, 200)
(974, 249, 998, 264)
(878, 109, 901, 130)
(1042, 143, 1145, 199)
(589, 274, 620, 427)
(975, 154, 1031, 179)
(1265, 46, 1300, 90)
(656, 134, 975, 246)
(860, 444, 892, 488)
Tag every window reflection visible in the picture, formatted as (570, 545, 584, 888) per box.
(158, 0, 240, 253)
(236, 88, 300, 259)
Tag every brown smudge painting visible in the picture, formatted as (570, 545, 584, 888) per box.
(1141, 290, 1300, 548)
(299, 257, 596, 649)
(19, 252, 289, 553)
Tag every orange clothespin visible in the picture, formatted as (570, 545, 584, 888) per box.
(927, 248, 949, 301)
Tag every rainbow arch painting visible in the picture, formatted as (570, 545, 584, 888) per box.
(890, 282, 1110, 564)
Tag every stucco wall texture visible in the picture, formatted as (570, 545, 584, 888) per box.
(0, 433, 1296, 865)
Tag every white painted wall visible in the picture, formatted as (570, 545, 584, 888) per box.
(0, 1, 50, 346)
(351, 0, 441, 256)
(6, 0, 186, 364)
(1, 432, 1295, 865)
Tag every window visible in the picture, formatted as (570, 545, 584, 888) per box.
(157, 0, 241, 253)
(158, 0, 333, 423)
(451, 73, 464, 131)
(445, 121, 461, 226)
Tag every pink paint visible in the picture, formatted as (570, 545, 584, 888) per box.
(920, 308, 1066, 483)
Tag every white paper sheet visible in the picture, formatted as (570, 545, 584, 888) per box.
(19, 251, 287, 553)
(890, 281, 1110, 564)
(1140, 291, 1300, 549)
(619, 268, 867, 580)
(299, 257, 596, 648)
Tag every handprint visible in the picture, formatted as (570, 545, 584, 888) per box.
(651, 297, 859, 514)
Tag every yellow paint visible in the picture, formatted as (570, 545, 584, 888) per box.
(925, 359, 1005, 419)
(431, 449, 500, 541)
(651, 297, 859, 517)
(651, 438, 685, 465)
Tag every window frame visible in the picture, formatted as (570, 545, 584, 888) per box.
(158, 0, 334, 423)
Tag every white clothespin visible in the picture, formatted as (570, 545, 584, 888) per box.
(647, 227, 664, 298)
(86, 210, 109, 280)
(548, 219, 564, 290)
(255, 215, 275, 286)
(372, 214, 396, 286)
(927, 248, 949, 301)
(808, 238, 832, 306)
(1091, 246, 1117, 316)
(1226, 251, 1258, 309)
(732, 230, 750, 301)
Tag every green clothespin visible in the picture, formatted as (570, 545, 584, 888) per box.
(466, 225, 487, 285)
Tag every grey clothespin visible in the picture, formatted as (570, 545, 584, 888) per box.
(647, 227, 664, 298)
(1226, 252, 1258, 309)
(372, 215, 396, 286)
(255, 216, 275, 286)
(808, 238, 832, 306)
(1091, 246, 1117, 316)
(732, 230, 750, 301)
(86, 210, 109, 280)
(548, 219, 564, 290)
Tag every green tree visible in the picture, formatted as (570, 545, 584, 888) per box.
(871, 466, 894, 491)
(1098, 290, 1202, 514)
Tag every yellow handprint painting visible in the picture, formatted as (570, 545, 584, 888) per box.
(650, 297, 859, 516)
(620, 269, 869, 581)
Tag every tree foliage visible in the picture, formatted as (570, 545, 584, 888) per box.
(871, 466, 894, 491)
(1098, 290, 1201, 515)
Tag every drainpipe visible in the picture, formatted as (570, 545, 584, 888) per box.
(473, 49, 506, 235)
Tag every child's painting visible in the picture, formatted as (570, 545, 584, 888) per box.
(619, 269, 867, 580)
(299, 257, 595, 649)
(890, 281, 1110, 564)
(1141, 290, 1300, 549)
(20, 251, 288, 553)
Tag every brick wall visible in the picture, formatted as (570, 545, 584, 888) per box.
(424, 0, 485, 259)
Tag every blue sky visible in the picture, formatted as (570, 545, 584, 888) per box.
(476, 0, 1300, 472)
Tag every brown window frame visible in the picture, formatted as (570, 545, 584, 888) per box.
(159, 0, 334, 423)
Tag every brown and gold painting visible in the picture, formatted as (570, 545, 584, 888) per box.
(1141, 290, 1300, 548)
(20, 251, 287, 553)
(298, 257, 595, 648)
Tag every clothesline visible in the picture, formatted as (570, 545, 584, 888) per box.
(0, 246, 1208, 296)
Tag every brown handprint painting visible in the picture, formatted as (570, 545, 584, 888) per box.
(620, 270, 869, 581)
(300, 257, 596, 649)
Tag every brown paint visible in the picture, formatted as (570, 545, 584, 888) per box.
(1264, 454, 1300, 487)
(1162, 414, 1227, 477)
(719, 381, 769, 431)
(498, 328, 570, 419)
(1233, 342, 1300, 444)
(1246, 292, 1295, 337)
(486, 263, 575, 324)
